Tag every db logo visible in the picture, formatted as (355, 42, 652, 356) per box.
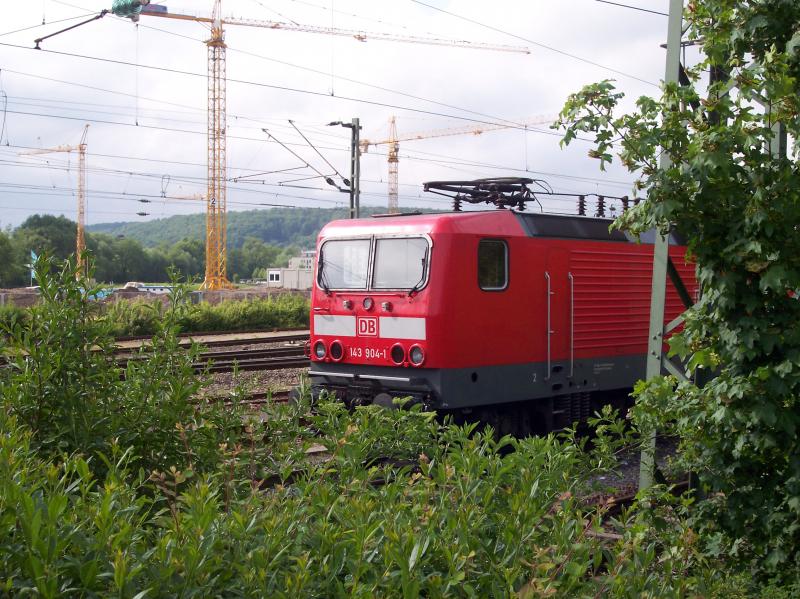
(357, 316, 378, 337)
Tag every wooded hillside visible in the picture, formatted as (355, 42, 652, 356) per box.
(89, 207, 396, 249)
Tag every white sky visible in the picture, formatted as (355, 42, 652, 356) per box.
(0, 0, 677, 229)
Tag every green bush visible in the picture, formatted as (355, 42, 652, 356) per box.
(103, 294, 309, 337)
(180, 294, 309, 333)
(104, 299, 161, 337)
(0, 302, 27, 331)
(3, 292, 310, 339)
(0, 256, 242, 476)
(0, 395, 758, 597)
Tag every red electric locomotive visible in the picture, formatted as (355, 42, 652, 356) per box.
(308, 179, 695, 434)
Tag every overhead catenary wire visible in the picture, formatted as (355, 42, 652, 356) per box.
(2, 79, 355, 145)
(2, 167, 631, 208)
(5, 140, 636, 194)
(5, 93, 562, 150)
(408, 0, 659, 87)
(2, 2, 646, 228)
(593, 1, 668, 17)
(1, 52, 631, 218)
(3, 106, 568, 162)
(30, 3, 532, 128)
(260, 127, 343, 191)
(0, 181, 330, 208)
(0, 41, 569, 132)
(5, 158, 615, 206)
(5, 143, 631, 212)
(0, 12, 96, 38)
(1, 183, 625, 217)
(102, 12, 526, 127)
(0, 204, 153, 217)
(287, 119, 349, 186)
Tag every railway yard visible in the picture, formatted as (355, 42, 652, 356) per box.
(115, 329, 310, 404)
(110, 328, 682, 503)
(1, 0, 797, 593)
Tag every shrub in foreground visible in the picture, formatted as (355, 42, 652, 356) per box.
(0, 256, 767, 596)
(0, 397, 752, 598)
(0, 256, 243, 476)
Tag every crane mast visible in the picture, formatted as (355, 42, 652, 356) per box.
(204, 0, 229, 289)
(20, 124, 90, 276)
(77, 125, 87, 274)
(387, 117, 399, 214)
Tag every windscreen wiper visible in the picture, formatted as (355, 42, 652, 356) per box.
(408, 249, 429, 297)
(318, 254, 331, 295)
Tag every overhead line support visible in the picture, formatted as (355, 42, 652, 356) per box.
(34, 10, 109, 49)
(639, 0, 683, 491)
(328, 118, 362, 218)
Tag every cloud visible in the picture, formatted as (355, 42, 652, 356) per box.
(0, 0, 673, 227)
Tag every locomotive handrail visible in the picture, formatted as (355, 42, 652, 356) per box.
(359, 374, 412, 383)
(568, 272, 574, 378)
(545, 271, 552, 380)
(308, 370, 355, 378)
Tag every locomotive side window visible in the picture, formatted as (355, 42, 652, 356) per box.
(318, 239, 370, 289)
(372, 237, 429, 289)
(478, 239, 508, 291)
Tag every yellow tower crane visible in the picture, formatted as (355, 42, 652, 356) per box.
(387, 117, 400, 214)
(20, 124, 90, 275)
(361, 115, 558, 212)
(109, 0, 529, 289)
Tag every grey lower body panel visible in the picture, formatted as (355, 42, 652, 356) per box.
(309, 354, 645, 410)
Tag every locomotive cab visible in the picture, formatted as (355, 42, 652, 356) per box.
(309, 217, 441, 409)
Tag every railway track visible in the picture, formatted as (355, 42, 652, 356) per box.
(202, 389, 292, 408)
(113, 329, 310, 353)
(201, 348, 309, 373)
(3, 331, 311, 374)
(119, 330, 311, 374)
(119, 345, 309, 373)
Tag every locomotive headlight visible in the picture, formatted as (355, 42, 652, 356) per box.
(390, 343, 405, 365)
(329, 340, 344, 361)
(409, 345, 425, 366)
(362, 297, 374, 310)
(313, 340, 327, 359)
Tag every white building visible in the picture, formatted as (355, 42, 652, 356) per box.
(267, 250, 315, 290)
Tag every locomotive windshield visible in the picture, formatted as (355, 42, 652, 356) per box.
(318, 236, 429, 291)
(372, 237, 428, 289)
(318, 238, 370, 289)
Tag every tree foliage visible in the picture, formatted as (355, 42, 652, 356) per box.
(3, 206, 438, 286)
(1, 216, 299, 285)
(557, 0, 800, 578)
(88, 207, 392, 249)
